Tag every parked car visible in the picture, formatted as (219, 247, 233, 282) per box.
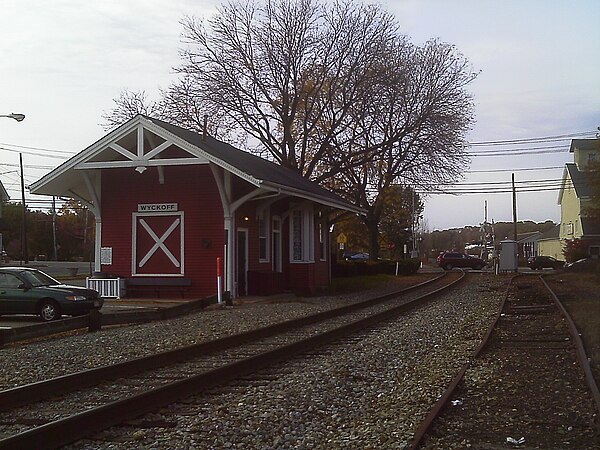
(437, 252, 486, 270)
(345, 252, 370, 261)
(0, 267, 103, 321)
(527, 255, 564, 270)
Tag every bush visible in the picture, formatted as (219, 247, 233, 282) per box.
(333, 258, 420, 277)
(563, 239, 588, 263)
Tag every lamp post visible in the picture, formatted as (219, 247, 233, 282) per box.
(2, 112, 27, 262)
(0, 113, 25, 122)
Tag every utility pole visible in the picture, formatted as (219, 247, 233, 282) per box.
(52, 196, 58, 260)
(512, 173, 518, 272)
(20, 153, 28, 263)
(512, 173, 517, 241)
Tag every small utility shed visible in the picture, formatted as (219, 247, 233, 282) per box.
(30, 115, 362, 298)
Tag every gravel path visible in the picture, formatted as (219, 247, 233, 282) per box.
(61, 274, 508, 449)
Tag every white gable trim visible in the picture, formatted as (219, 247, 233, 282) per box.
(557, 166, 569, 205)
(30, 115, 262, 194)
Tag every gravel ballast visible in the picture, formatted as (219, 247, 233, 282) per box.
(51, 274, 509, 449)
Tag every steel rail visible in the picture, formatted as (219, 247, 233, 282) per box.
(540, 275, 600, 428)
(0, 273, 447, 411)
(0, 271, 464, 450)
(408, 273, 600, 449)
(406, 274, 516, 450)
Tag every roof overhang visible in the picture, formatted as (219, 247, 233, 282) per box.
(29, 115, 262, 202)
(29, 115, 363, 215)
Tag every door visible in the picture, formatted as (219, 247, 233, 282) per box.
(237, 229, 248, 296)
(0, 272, 34, 314)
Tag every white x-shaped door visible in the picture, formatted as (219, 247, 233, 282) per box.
(139, 218, 180, 267)
(133, 213, 184, 275)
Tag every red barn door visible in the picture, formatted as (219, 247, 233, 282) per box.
(132, 212, 184, 276)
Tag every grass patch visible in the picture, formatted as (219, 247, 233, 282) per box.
(321, 273, 434, 296)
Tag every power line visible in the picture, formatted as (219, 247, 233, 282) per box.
(468, 144, 568, 154)
(467, 166, 563, 173)
(0, 147, 70, 159)
(470, 149, 568, 157)
(3, 162, 57, 170)
(468, 131, 596, 146)
(417, 186, 573, 195)
(0, 141, 75, 155)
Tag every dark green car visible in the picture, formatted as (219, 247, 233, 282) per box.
(0, 267, 103, 321)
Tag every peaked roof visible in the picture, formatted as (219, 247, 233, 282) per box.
(0, 179, 8, 202)
(539, 224, 560, 240)
(30, 115, 362, 214)
(146, 117, 356, 211)
(567, 163, 592, 197)
(517, 231, 542, 243)
(570, 139, 600, 153)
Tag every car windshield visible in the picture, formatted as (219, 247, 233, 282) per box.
(21, 270, 60, 287)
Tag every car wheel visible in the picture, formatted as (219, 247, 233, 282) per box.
(443, 263, 453, 270)
(39, 300, 61, 321)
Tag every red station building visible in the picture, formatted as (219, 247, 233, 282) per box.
(30, 115, 361, 299)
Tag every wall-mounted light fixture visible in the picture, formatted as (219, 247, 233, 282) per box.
(135, 166, 147, 174)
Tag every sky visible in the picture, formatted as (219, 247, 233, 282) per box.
(1, 0, 599, 231)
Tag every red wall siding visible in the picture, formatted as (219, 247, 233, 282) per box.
(100, 165, 224, 298)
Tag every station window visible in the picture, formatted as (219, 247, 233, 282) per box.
(318, 217, 327, 261)
(258, 210, 269, 262)
(290, 207, 314, 262)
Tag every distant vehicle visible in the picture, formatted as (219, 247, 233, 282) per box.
(437, 252, 486, 271)
(0, 267, 103, 321)
(527, 255, 564, 270)
(564, 258, 598, 273)
(346, 252, 370, 261)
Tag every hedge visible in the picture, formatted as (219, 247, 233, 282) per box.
(332, 258, 421, 278)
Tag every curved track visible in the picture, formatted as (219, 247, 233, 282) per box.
(409, 274, 600, 449)
(0, 271, 463, 450)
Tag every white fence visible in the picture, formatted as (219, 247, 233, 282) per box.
(86, 277, 123, 299)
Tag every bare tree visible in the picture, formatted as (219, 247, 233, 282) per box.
(178, 0, 397, 174)
(326, 39, 477, 258)
(101, 1, 476, 260)
(101, 90, 165, 131)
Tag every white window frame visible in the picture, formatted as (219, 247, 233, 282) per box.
(289, 206, 314, 263)
(565, 222, 574, 235)
(131, 211, 185, 276)
(318, 218, 327, 261)
(258, 208, 270, 263)
(272, 216, 282, 272)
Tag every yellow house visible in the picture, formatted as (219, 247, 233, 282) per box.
(537, 225, 562, 259)
(551, 139, 600, 258)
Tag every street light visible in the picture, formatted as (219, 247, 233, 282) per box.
(1, 112, 27, 262)
(0, 113, 25, 122)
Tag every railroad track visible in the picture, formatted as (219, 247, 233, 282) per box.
(0, 271, 463, 450)
(410, 274, 600, 449)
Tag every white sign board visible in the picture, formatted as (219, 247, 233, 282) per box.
(138, 203, 178, 212)
(100, 247, 113, 265)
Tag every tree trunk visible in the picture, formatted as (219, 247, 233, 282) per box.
(365, 216, 381, 260)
